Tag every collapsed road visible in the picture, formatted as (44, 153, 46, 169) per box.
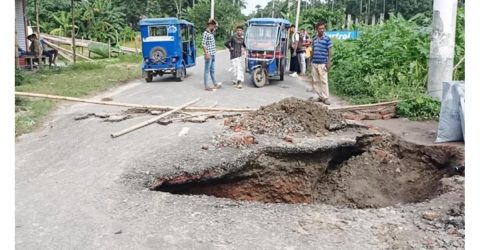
(16, 51, 464, 249)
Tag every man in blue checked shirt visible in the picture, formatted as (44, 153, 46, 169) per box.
(310, 21, 333, 105)
(202, 18, 222, 91)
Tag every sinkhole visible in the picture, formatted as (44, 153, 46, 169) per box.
(151, 135, 464, 208)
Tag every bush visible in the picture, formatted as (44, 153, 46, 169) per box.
(15, 96, 26, 106)
(15, 68, 29, 86)
(330, 10, 464, 119)
(397, 95, 441, 120)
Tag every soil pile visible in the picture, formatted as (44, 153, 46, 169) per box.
(226, 97, 342, 138)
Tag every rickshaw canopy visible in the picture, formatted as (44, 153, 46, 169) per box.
(246, 18, 291, 27)
(245, 18, 290, 51)
(139, 18, 194, 27)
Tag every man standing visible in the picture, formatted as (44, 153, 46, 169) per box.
(288, 25, 300, 77)
(297, 28, 310, 75)
(224, 26, 246, 89)
(202, 18, 222, 91)
(310, 21, 333, 105)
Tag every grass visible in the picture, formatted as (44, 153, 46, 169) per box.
(15, 42, 226, 136)
(15, 54, 142, 136)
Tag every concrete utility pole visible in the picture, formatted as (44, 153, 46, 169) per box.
(210, 0, 214, 19)
(295, 0, 301, 31)
(427, 0, 458, 99)
(272, 0, 275, 18)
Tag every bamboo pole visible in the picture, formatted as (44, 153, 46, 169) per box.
(42, 40, 93, 61)
(111, 98, 201, 138)
(329, 101, 399, 111)
(57, 50, 74, 63)
(14, 92, 256, 112)
(42, 33, 137, 53)
(42, 34, 89, 47)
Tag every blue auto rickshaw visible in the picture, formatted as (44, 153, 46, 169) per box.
(139, 18, 196, 82)
(245, 18, 291, 87)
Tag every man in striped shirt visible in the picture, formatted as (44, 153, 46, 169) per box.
(310, 21, 333, 105)
(202, 18, 222, 91)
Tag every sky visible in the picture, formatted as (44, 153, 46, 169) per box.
(242, 0, 271, 15)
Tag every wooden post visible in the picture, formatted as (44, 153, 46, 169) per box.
(71, 0, 76, 63)
(35, 0, 40, 36)
(110, 98, 201, 138)
(81, 36, 84, 55)
(108, 38, 111, 58)
(134, 35, 138, 53)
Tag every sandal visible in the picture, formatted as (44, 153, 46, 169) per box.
(213, 82, 222, 89)
(204, 87, 213, 91)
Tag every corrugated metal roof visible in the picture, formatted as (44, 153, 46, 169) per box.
(247, 18, 291, 26)
(15, 0, 27, 50)
(139, 18, 194, 27)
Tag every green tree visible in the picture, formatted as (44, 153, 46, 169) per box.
(77, 0, 125, 43)
(300, 7, 345, 31)
(185, 0, 246, 42)
(49, 11, 77, 37)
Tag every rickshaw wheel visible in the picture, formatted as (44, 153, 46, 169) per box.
(175, 65, 186, 82)
(252, 68, 267, 88)
(145, 72, 153, 83)
(279, 58, 285, 81)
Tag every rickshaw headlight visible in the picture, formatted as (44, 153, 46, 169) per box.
(172, 57, 177, 63)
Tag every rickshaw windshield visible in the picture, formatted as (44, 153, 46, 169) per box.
(149, 26, 168, 36)
(245, 25, 279, 51)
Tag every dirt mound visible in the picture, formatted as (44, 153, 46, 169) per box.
(226, 97, 341, 138)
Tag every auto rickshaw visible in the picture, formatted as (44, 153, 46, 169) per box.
(245, 18, 291, 87)
(139, 18, 196, 82)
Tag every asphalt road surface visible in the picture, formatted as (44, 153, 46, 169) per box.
(16, 51, 445, 249)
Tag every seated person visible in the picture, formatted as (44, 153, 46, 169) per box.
(40, 38, 58, 67)
(26, 33, 43, 67)
(18, 47, 27, 57)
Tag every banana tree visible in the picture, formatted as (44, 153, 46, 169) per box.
(50, 11, 78, 37)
